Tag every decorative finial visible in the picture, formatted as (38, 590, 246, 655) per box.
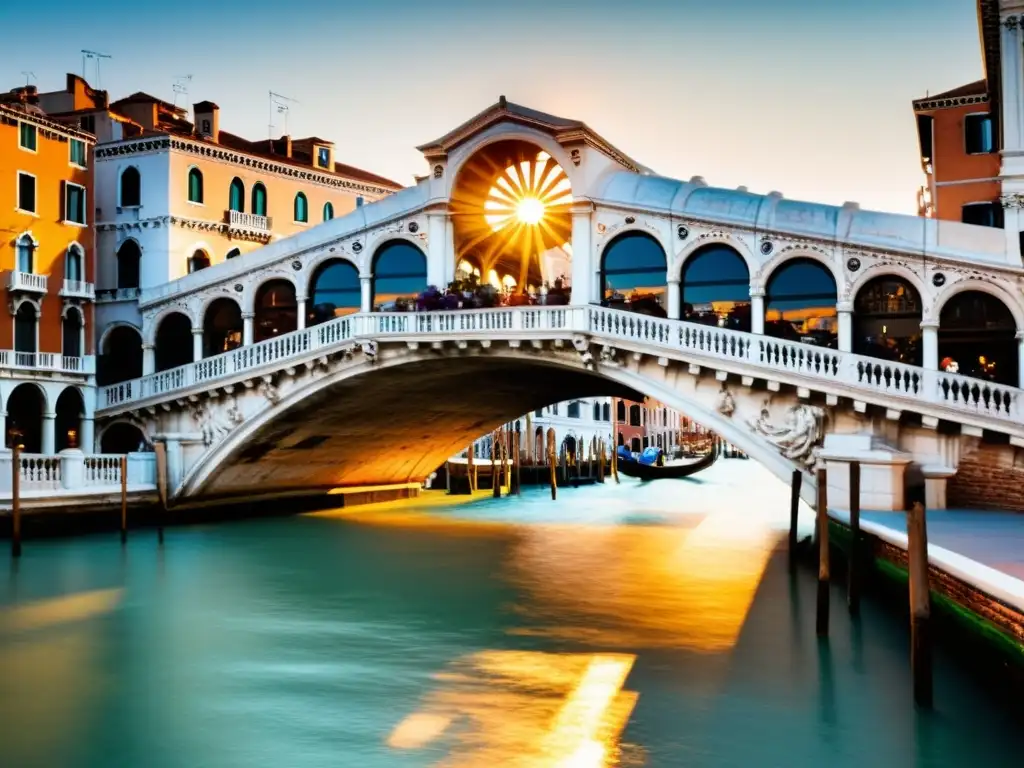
(498, 95, 507, 109)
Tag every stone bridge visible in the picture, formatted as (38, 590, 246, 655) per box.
(93, 98, 1024, 510)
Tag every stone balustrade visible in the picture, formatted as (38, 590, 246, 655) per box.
(96, 306, 1023, 437)
(0, 450, 157, 497)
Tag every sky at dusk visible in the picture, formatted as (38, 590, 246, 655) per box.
(0, 0, 984, 213)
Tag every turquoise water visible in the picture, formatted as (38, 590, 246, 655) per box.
(0, 468, 1019, 767)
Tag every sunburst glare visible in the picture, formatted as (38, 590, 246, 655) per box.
(484, 152, 573, 232)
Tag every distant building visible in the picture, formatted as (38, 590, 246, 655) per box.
(913, 0, 1021, 259)
(614, 397, 682, 454)
(0, 93, 97, 452)
(4, 74, 404, 386)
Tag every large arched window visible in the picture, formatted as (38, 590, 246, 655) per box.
(188, 249, 210, 273)
(252, 183, 267, 217)
(853, 276, 922, 365)
(120, 166, 141, 207)
(98, 325, 143, 385)
(680, 245, 751, 331)
(600, 232, 667, 316)
(602, 403, 610, 421)
(323, 202, 334, 222)
(6, 383, 44, 452)
(188, 167, 204, 204)
(308, 259, 360, 324)
(229, 177, 245, 213)
(294, 192, 309, 223)
(764, 259, 838, 348)
(66, 244, 83, 282)
(593, 402, 601, 421)
(254, 280, 297, 342)
(63, 307, 83, 358)
(117, 240, 141, 289)
(14, 302, 37, 354)
(203, 298, 243, 357)
(55, 387, 84, 451)
(371, 241, 427, 310)
(939, 291, 1019, 386)
(155, 312, 193, 372)
(16, 234, 35, 273)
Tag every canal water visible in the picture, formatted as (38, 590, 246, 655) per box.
(0, 462, 1019, 767)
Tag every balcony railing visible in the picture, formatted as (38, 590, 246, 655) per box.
(6, 271, 48, 294)
(96, 287, 141, 302)
(226, 209, 272, 233)
(0, 351, 95, 375)
(60, 279, 96, 300)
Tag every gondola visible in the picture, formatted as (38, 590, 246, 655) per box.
(616, 446, 717, 481)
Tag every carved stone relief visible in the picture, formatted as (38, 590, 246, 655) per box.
(747, 399, 825, 466)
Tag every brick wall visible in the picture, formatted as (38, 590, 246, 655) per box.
(947, 444, 1024, 512)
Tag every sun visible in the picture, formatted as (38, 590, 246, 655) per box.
(516, 197, 545, 225)
(484, 151, 573, 232)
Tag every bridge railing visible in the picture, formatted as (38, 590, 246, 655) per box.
(96, 306, 1022, 427)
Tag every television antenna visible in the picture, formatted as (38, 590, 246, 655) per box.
(172, 75, 193, 106)
(21, 71, 35, 87)
(268, 91, 298, 138)
(81, 50, 112, 87)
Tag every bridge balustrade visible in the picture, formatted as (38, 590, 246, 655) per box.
(97, 306, 1022, 427)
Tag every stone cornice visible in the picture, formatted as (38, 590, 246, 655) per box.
(912, 93, 989, 111)
(94, 135, 399, 198)
(96, 215, 273, 243)
(0, 105, 96, 144)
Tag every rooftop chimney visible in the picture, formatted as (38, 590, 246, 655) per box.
(193, 101, 220, 142)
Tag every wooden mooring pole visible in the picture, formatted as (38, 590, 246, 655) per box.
(11, 444, 22, 558)
(597, 439, 606, 483)
(120, 454, 128, 544)
(788, 468, 802, 568)
(467, 444, 475, 493)
(547, 428, 557, 500)
(816, 465, 829, 638)
(491, 433, 500, 498)
(907, 500, 933, 707)
(611, 440, 619, 484)
(847, 461, 861, 615)
(512, 428, 521, 495)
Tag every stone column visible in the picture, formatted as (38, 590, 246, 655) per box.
(60, 449, 85, 490)
(192, 327, 203, 361)
(80, 416, 95, 453)
(360, 276, 373, 312)
(242, 313, 254, 346)
(750, 291, 765, 335)
(142, 343, 155, 375)
(296, 296, 307, 330)
(1017, 331, 1024, 387)
(570, 203, 594, 306)
(921, 321, 939, 370)
(42, 412, 56, 454)
(837, 301, 853, 353)
(0, 411, 5, 448)
(426, 209, 449, 289)
(1000, 16, 1023, 155)
(667, 279, 681, 320)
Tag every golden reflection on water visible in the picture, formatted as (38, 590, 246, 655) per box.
(388, 650, 642, 767)
(368, 496, 782, 765)
(0, 588, 124, 765)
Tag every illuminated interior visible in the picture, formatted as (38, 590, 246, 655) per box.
(452, 141, 573, 291)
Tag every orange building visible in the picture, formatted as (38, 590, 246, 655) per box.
(0, 97, 97, 453)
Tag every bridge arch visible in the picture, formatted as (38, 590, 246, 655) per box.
(308, 258, 361, 324)
(673, 233, 758, 283)
(253, 279, 299, 342)
(98, 419, 150, 453)
(203, 297, 244, 357)
(931, 277, 1024, 331)
(146, 306, 195, 346)
(935, 285, 1021, 386)
(370, 240, 427, 310)
(155, 312, 194, 372)
(763, 257, 839, 347)
(599, 231, 668, 314)
(851, 273, 924, 365)
(755, 247, 844, 297)
(98, 323, 143, 386)
(443, 127, 581, 203)
(676, 242, 752, 330)
(179, 347, 819, 504)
